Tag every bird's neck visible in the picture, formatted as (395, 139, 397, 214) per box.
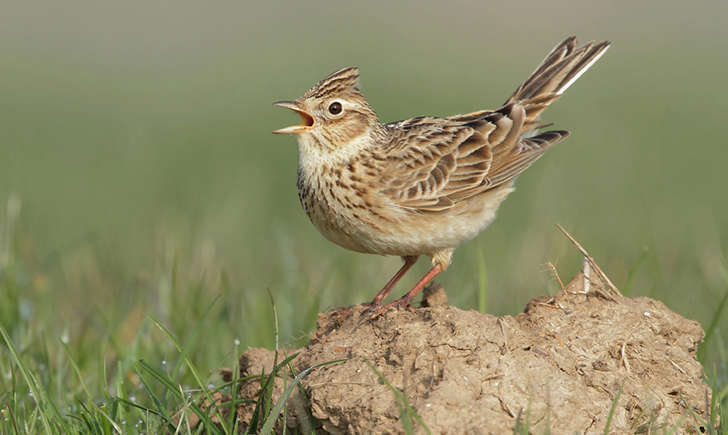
(296, 128, 382, 176)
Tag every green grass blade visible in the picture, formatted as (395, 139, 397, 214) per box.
(603, 384, 622, 434)
(512, 407, 525, 435)
(115, 397, 170, 421)
(264, 290, 280, 427)
(665, 408, 690, 435)
(60, 340, 123, 434)
(680, 393, 713, 434)
(260, 358, 344, 435)
(150, 317, 228, 434)
(524, 392, 532, 433)
(718, 381, 728, 403)
(77, 400, 99, 433)
(132, 364, 170, 423)
(249, 352, 301, 431)
(3, 396, 20, 434)
(227, 334, 240, 435)
(250, 291, 284, 433)
(136, 359, 181, 396)
(285, 360, 314, 433)
(168, 293, 222, 387)
(698, 289, 728, 363)
(268, 289, 280, 355)
(0, 324, 57, 433)
(364, 359, 431, 435)
(135, 359, 217, 433)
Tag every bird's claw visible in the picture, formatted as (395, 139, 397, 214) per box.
(358, 298, 412, 324)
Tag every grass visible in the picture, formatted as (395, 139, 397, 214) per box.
(602, 384, 622, 435)
(0, 280, 339, 433)
(1, 1, 727, 432)
(364, 359, 431, 434)
(1, 223, 726, 433)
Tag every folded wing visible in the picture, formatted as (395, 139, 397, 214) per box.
(378, 36, 608, 213)
(381, 104, 568, 212)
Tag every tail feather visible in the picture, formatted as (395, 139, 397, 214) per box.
(504, 37, 610, 128)
(508, 37, 610, 102)
(477, 37, 609, 189)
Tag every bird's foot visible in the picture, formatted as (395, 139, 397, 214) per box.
(359, 297, 413, 323)
(327, 306, 354, 322)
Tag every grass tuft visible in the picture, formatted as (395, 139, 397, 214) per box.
(0, 324, 61, 433)
(364, 359, 431, 435)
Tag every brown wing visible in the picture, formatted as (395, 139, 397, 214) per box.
(377, 37, 608, 213)
(379, 104, 568, 212)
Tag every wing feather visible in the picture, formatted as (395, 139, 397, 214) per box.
(485, 130, 569, 187)
(374, 37, 607, 214)
(378, 109, 568, 213)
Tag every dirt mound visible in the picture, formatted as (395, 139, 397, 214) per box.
(230, 271, 710, 433)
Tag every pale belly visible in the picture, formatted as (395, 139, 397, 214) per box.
(301, 178, 515, 257)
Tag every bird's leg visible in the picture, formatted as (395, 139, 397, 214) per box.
(387, 264, 444, 309)
(368, 256, 418, 306)
(362, 251, 451, 320)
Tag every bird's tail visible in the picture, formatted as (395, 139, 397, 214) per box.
(504, 36, 610, 131)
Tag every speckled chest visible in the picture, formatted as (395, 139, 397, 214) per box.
(295, 159, 388, 252)
(296, 164, 356, 224)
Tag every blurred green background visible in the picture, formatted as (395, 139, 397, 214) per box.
(1, 0, 727, 395)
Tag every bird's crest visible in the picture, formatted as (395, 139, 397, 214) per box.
(303, 67, 361, 99)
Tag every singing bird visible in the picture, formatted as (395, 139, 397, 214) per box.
(273, 36, 609, 314)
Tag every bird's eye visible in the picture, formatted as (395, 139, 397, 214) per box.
(328, 102, 343, 115)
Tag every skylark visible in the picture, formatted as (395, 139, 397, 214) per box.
(273, 36, 610, 313)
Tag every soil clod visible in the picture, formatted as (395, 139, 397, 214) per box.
(227, 272, 709, 433)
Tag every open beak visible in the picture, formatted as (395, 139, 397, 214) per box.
(272, 100, 315, 134)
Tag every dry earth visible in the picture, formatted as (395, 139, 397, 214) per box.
(213, 270, 710, 433)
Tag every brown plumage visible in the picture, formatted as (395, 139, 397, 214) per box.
(273, 36, 610, 314)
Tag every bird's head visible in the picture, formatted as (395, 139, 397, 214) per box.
(273, 67, 381, 157)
